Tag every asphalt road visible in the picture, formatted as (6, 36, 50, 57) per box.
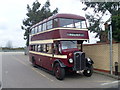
(1, 52, 119, 88)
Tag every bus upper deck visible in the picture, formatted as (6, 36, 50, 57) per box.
(30, 13, 89, 43)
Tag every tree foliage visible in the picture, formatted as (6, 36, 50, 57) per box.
(82, 2, 120, 42)
(21, 0, 58, 46)
(112, 15, 120, 42)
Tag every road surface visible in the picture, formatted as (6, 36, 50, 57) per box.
(1, 52, 119, 88)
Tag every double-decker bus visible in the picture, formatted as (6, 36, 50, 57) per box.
(29, 13, 94, 80)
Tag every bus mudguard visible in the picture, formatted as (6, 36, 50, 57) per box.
(53, 59, 66, 68)
(86, 58, 94, 67)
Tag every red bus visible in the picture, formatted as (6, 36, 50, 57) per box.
(29, 13, 94, 80)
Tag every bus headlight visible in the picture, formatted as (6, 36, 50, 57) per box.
(87, 58, 94, 64)
(69, 58, 73, 63)
(87, 58, 91, 62)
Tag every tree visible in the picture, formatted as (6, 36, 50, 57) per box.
(82, 2, 120, 42)
(6, 40, 13, 48)
(112, 15, 120, 42)
(21, 0, 58, 46)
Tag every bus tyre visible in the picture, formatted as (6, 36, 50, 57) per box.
(32, 59, 37, 68)
(83, 66, 93, 77)
(54, 63, 65, 80)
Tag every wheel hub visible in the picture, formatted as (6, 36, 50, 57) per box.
(87, 70, 90, 73)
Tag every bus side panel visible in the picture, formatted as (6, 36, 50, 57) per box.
(29, 53, 74, 71)
(29, 53, 40, 66)
(29, 53, 53, 71)
(38, 55, 53, 71)
(31, 29, 89, 41)
(31, 30, 61, 41)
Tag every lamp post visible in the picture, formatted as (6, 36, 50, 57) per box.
(109, 16, 113, 75)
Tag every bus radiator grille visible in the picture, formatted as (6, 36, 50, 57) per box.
(74, 52, 86, 71)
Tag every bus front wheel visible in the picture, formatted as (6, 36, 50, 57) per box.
(83, 65, 93, 77)
(54, 63, 65, 80)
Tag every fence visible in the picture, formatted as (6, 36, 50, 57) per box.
(83, 43, 120, 75)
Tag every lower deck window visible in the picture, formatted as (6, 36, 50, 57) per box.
(30, 44, 52, 54)
(46, 44, 52, 54)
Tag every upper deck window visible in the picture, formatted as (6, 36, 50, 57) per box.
(59, 18, 86, 29)
(47, 20, 52, 29)
(53, 19, 58, 28)
(31, 28, 34, 34)
(60, 18, 74, 28)
(38, 24, 42, 32)
(34, 27, 38, 33)
(43, 23, 46, 31)
(74, 20, 86, 29)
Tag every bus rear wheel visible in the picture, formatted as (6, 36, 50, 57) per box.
(54, 63, 65, 80)
(32, 57, 37, 67)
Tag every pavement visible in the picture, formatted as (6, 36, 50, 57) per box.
(94, 70, 120, 80)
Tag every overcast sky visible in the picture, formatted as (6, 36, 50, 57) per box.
(0, 0, 100, 48)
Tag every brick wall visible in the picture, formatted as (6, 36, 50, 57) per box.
(83, 43, 120, 73)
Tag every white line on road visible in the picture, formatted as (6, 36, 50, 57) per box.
(31, 67, 54, 82)
(101, 80, 120, 86)
(11, 56, 54, 82)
